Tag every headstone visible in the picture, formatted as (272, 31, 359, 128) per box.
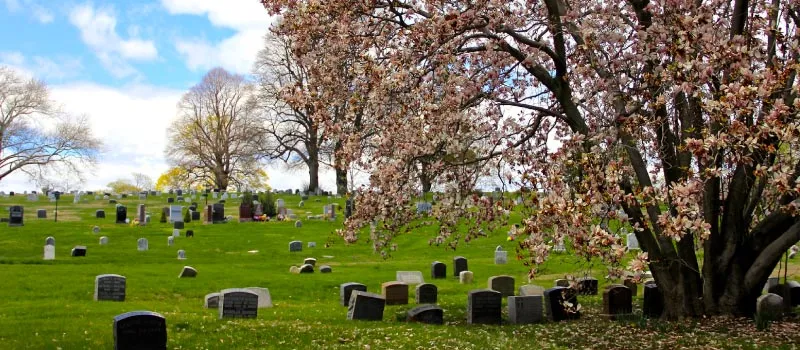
(169, 205, 182, 223)
(289, 241, 302, 252)
(179, 266, 197, 278)
(204, 293, 220, 308)
(431, 261, 446, 279)
(340, 282, 367, 307)
(173, 221, 184, 230)
(467, 289, 502, 324)
(382, 281, 409, 305)
(508, 295, 544, 324)
(494, 250, 508, 265)
(602, 284, 633, 320)
(219, 288, 259, 319)
(577, 277, 598, 295)
(43, 245, 55, 260)
(167, 236, 174, 246)
(137, 238, 148, 251)
(186, 230, 194, 238)
(767, 284, 793, 311)
(96, 210, 105, 218)
(37, 209, 47, 219)
(173, 229, 180, 238)
(9, 206, 23, 226)
(406, 304, 444, 324)
(627, 232, 639, 250)
(788, 281, 800, 307)
(289, 266, 300, 274)
(396, 271, 425, 285)
(167, 197, 174, 203)
(544, 286, 580, 321)
(244, 287, 273, 308)
(460, 271, 474, 284)
(294, 220, 302, 228)
(319, 265, 332, 273)
(137, 204, 146, 225)
(453, 256, 468, 277)
(347, 291, 385, 321)
(115, 205, 127, 224)
(299, 264, 314, 273)
(519, 284, 545, 296)
(303, 258, 316, 266)
(177, 250, 186, 259)
(642, 283, 663, 318)
(100, 236, 108, 245)
(554, 279, 570, 287)
(176, 196, 184, 203)
(212, 203, 225, 223)
(756, 293, 784, 321)
(71, 246, 87, 257)
(191, 210, 200, 221)
(308, 242, 316, 248)
(488, 275, 515, 297)
(415, 283, 438, 304)
(113, 311, 167, 350)
(45, 236, 55, 246)
(94, 274, 126, 301)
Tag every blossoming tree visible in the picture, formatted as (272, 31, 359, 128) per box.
(260, 0, 800, 318)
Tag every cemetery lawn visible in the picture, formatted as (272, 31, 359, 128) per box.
(1, 194, 799, 349)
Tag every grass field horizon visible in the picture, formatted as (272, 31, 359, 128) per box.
(1, 192, 798, 349)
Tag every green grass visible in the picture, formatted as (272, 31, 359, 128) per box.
(0, 193, 798, 349)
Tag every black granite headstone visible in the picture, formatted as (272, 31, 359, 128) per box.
(602, 284, 632, 320)
(71, 246, 87, 257)
(431, 261, 446, 279)
(415, 283, 438, 304)
(467, 289, 502, 324)
(167, 197, 174, 203)
(577, 277, 598, 295)
(453, 256, 468, 278)
(340, 282, 367, 307)
(212, 203, 225, 223)
(115, 206, 127, 224)
(642, 283, 663, 318)
(347, 291, 385, 321)
(96, 210, 105, 219)
(113, 311, 167, 350)
(9, 206, 23, 226)
(544, 286, 580, 321)
(218, 289, 258, 319)
(407, 304, 444, 324)
(37, 209, 47, 219)
(95, 274, 126, 301)
(173, 221, 184, 230)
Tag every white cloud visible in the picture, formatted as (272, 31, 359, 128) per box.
(161, 0, 274, 74)
(4, 0, 54, 24)
(69, 3, 158, 78)
(0, 51, 82, 81)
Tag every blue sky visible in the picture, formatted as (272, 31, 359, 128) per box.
(0, 1, 338, 192)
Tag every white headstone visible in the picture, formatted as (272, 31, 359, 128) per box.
(173, 229, 180, 237)
(43, 245, 55, 260)
(99, 236, 108, 245)
(177, 250, 186, 259)
(627, 233, 640, 250)
(137, 238, 148, 251)
(168, 236, 174, 246)
(396, 271, 425, 285)
(169, 205, 182, 223)
(244, 287, 273, 308)
(494, 250, 508, 264)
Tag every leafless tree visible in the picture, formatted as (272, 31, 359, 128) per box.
(0, 66, 102, 184)
(165, 67, 265, 190)
(131, 172, 154, 191)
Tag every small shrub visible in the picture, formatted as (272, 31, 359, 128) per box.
(159, 208, 167, 223)
(183, 208, 191, 223)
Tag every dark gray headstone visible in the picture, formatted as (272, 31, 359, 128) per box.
(178, 266, 197, 278)
(115, 206, 127, 224)
(347, 291, 385, 321)
(37, 209, 47, 219)
(467, 289, 502, 324)
(167, 197, 174, 203)
(186, 230, 194, 238)
(113, 311, 167, 350)
(299, 264, 314, 273)
(757, 293, 785, 321)
(173, 221, 184, 230)
(303, 258, 316, 266)
(45, 236, 55, 246)
(71, 246, 87, 257)
(407, 304, 443, 324)
(204, 293, 220, 308)
(623, 277, 638, 297)
(415, 283, 438, 304)
(94, 274, 126, 301)
(602, 284, 632, 320)
(488, 275, 515, 297)
(577, 277, 598, 295)
(788, 281, 800, 307)
(289, 240, 302, 252)
(212, 203, 225, 223)
(319, 265, 332, 273)
(218, 289, 258, 319)
(9, 206, 23, 226)
(340, 282, 367, 307)
(508, 295, 544, 324)
(642, 283, 663, 318)
(96, 210, 105, 218)
(191, 211, 200, 221)
(453, 256, 468, 277)
(431, 261, 446, 279)
(544, 286, 580, 321)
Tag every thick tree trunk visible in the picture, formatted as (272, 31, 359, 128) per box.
(336, 167, 347, 195)
(307, 158, 319, 193)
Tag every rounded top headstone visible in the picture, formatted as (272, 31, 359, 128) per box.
(45, 236, 55, 246)
(93, 226, 100, 234)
